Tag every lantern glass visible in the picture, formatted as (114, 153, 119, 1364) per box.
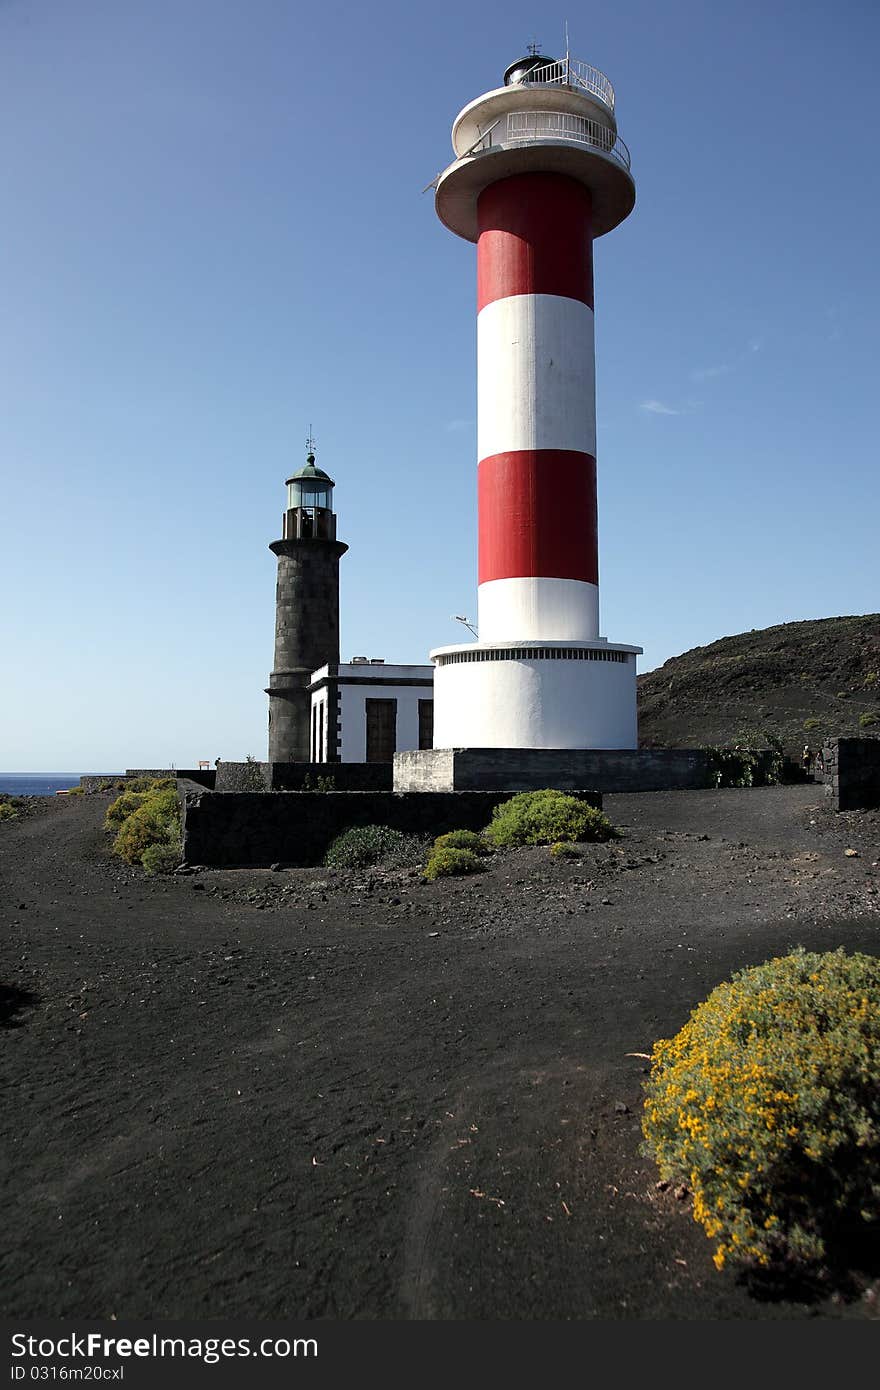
(288, 480, 332, 512)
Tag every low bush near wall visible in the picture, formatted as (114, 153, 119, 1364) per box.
(703, 745, 783, 788)
(0, 796, 22, 821)
(127, 776, 174, 793)
(642, 947, 880, 1273)
(106, 781, 181, 867)
(485, 789, 616, 848)
(323, 825, 428, 871)
(104, 790, 152, 830)
(141, 841, 183, 876)
(301, 772, 336, 791)
(423, 846, 487, 881)
(432, 829, 493, 856)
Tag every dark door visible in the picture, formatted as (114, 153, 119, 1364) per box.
(365, 699, 396, 762)
(418, 699, 434, 750)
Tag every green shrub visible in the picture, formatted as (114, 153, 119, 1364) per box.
(704, 744, 783, 788)
(106, 778, 173, 830)
(642, 947, 880, 1272)
(859, 712, 879, 728)
(66, 785, 85, 796)
(485, 790, 616, 848)
(432, 829, 492, 855)
(734, 729, 784, 757)
(141, 840, 183, 876)
(302, 772, 336, 791)
(323, 824, 428, 871)
(423, 846, 487, 881)
(864, 672, 878, 686)
(112, 787, 181, 865)
(0, 800, 19, 821)
(104, 790, 151, 830)
(549, 841, 580, 859)
(803, 718, 821, 731)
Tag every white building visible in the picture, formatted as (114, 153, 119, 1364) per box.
(308, 659, 434, 763)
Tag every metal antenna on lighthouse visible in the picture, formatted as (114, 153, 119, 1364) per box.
(305, 425, 316, 459)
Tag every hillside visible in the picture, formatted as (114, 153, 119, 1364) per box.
(638, 614, 880, 753)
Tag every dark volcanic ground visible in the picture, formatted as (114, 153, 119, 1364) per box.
(2, 788, 880, 1321)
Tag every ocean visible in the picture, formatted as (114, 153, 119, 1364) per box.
(0, 774, 83, 797)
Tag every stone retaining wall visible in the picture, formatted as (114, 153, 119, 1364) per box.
(215, 762, 393, 793)
(79, 775, 128, 793)
(394, 747, 712, 793)
(822, 738, 880, 811)
(270, 762, 392, 791)
(80, 769, 217, 793)
(182, 789, 602, 868)
(214, 762, 271, 792)
(127, 768, 216, 789)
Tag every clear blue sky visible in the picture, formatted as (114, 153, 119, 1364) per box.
(2, 0, 877, 771)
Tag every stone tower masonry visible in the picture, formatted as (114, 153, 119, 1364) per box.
(266, 446, 348, 763)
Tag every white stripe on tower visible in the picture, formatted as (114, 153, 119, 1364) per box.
(477, 295, 596, 459)
(475, 172, 599, 644)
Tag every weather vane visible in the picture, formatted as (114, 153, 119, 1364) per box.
(306, 425, 316, 460)
(527, 40, 542, 56)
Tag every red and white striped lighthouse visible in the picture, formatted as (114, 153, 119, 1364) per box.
(430, 50, 642, 750)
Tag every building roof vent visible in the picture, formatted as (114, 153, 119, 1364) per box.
(351, 656, 368, 664)
(369, 658, 385, 664)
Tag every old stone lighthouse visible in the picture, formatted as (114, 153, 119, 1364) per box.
(266, 443, 348, 763)
(265, 442, 435, 765)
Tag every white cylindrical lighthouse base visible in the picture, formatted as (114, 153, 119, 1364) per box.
(430, 640, 642, 750)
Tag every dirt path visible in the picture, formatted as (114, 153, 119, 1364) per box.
(2, 788, 879, 1319)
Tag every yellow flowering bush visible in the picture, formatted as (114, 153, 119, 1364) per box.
(110, 786, 181, 866)
(104, 789, 152, 829)
(485, 789, 615, 847)
(642, 948, 880, 1271)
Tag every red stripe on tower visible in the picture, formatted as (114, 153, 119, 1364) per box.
(478, 450, 598, 585)
(477, 173, 594, 311)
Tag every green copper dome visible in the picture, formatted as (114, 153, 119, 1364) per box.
(286, 452, 334, 488)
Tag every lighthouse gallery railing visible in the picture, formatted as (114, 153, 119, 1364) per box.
(483, 111, 631, 172)
(515, 57, 615, 111)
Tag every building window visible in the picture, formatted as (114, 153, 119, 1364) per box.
(418, 699, 434, 750)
